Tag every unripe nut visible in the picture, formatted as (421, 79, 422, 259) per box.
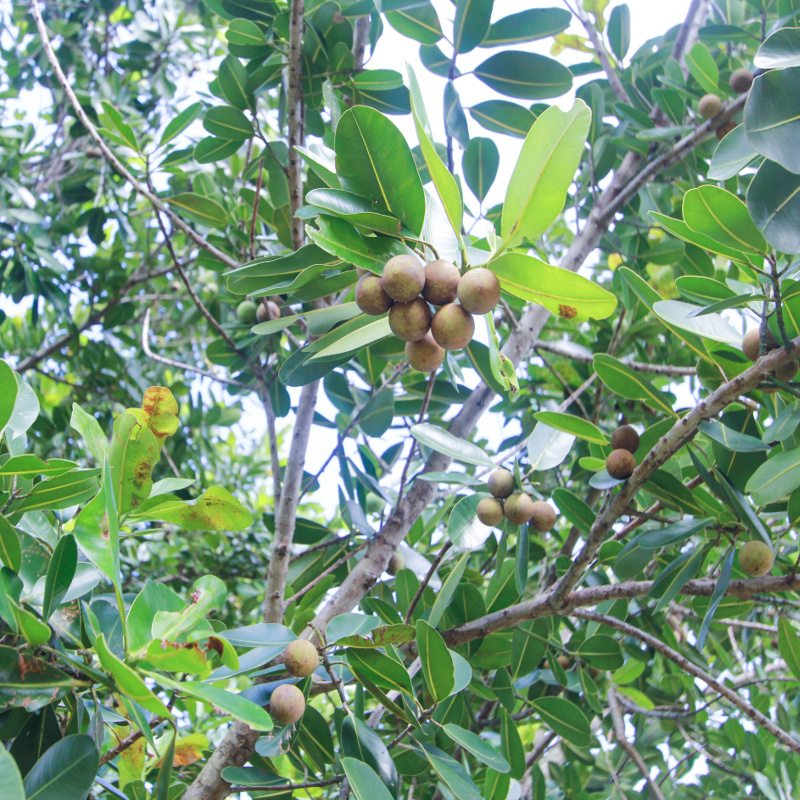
(739, 540, 774, 577)
(698, 94, 722, 119)
(610, 425, 640, 455)
(356, 274, 393, 316)
(387, 553, 404, 575)
(730, 68, 754, 94)
(283, 640, 319, 678)
(457, 267, 501, 315)
(381, 254, 425, 302)
(270, 683, 306, 724)
(606, 449, 636, 480)
(487, 468, 515, 499)
(477, 497, 504, 527)
(422, 260, 460, 306)
(529, 501, 557, 533)
(504, 492, 536, 525)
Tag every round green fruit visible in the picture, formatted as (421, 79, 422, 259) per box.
(738, 540, 774, 577)
(477, 497, 504, 527)
(430, 303, 474, 350)
(389, 298, 432, 342)
(457, 268, 501, 315)
(382, 254, 425, 302)
(698, 94, 722, 119)
(283, 640, 319, 678)
(237, 300, 258, 325)
(487, 468, 515, 499)
(270, 683, 306, 724)
(504, 492, 535, 525)
(606, 449, 636, 480)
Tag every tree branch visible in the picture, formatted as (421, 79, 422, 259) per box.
(576, 610, 800, 755)
(30, 0, 238, 270)
(287, 0, 306, 250)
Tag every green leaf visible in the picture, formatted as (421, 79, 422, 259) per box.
(511, 619, 548, 679)
(683, 186, 767, 255)
(0, 360, 19, 436)
(0, 455, 76, 479)
(385, 4, 443, 45)
(342, 757, 395, 800)
(468, 100, 535, 139)
(219, 55, 252, 110)
(462, 137, 498, 203)
(778, 617, 800, 681)
(453, 0, 493, 54)
(754, 27, 800, 69)
(359, 388, 395, 438)
(42, 534, 77, 622)
(203, 105, 254, 140)
(608, 3, 630, 60)
(653, 300, 743, 346)
(347, 648, 414, 696)
(149, 672, 273, 731)
(746, 445, 800, 504)
(96, 634, 171, 716)
(648, 546, 707, 613)
(99, 101, 139, 152)
(649, 213, 759, 265)
(593, 354, 678, 417)
(745, 67, 800, 174)
(448, 495, 492, 550)
(708, 124, 758, 181)
(685, 42, 719, 93)
(577, 635, 624, 670)
(499, 101, 590, 252)
(764, 401, 800, 443)
(747, 159, 800, 255)
(418, 744, 482, 800)
(474, 52, 573, 100)
(444, 723, 509, 772)
(410, 423, 495, 467)
(527, 422, 575, 471)
(532, 697, 591, 747)
(15, 469, 100, 513)
(166, 193, 228, 227)
(481, 8, 571, 47)
(226, 18, 268, 46)
(151, 575, 226, 642)
(194, 137, 242, 163)
(23, 735, 99, 800)
(428, 551, 470, 627)
(341, 716, 399, 799)
(444, 81, 469, 147)
(335, 106, 425, 236)
(697, 548, 734, 649)
(416, 619, 455, 701)
(491, 253, 615, 322)
(533, 412, 607, 444)
(0, 745, 24, 800)
(353, 70, 405, 91)
(221, 622, 295, 647)
(636, 518, 713, 549)
(0, 517, 21, 572)
(308, 318, 391, 362)
(408, 66, 464, 244)
(159, 102, 203, 147)
(699, 420, 770, 452)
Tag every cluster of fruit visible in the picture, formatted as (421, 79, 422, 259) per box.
(355, 255, 501, 372)
(605, 425, 640, 481)
(697, 67, 754, 140)
(476, 468, 557, 532)
(237, 298, 281, 325)
(268, 639, 320, 725)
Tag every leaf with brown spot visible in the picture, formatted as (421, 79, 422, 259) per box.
(172, 733, 209, 766)
(107, 414, 160, 516)
(126, 387, 179, 451)
(132, 486, 252, 531)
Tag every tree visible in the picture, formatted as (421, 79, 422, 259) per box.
(2, 0, 800, 797)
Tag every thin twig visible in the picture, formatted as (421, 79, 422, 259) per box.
(404, 540, 453, 624)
